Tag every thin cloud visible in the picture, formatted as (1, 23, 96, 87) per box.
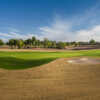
(37, 3, 100, 42)
(1, 2, 100, 42)
(76, 25, 100, 42)
(38, 17, 100, 42)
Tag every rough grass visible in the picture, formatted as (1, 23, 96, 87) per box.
(0, 50, 100, 69)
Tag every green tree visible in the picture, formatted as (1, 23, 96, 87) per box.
(8, 39, 15, 48)
(24, 39, 32, 48)
(8, 39, 19, 48)
(17, 40, 24, 49)
(0, 39, 4, 46)
(35, 40, 41, 47)
(32, 36, 36, 47)
(51, 41, 57, 48)
(43, 38, 49, 48)
(74, 42, 80, 47)
(47, 41, 52, 48)
(57, 42, 66, 49)
(89, 39, 96, 45)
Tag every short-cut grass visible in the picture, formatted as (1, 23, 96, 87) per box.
(0, 50, 100, 69)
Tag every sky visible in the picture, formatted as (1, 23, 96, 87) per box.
(0, 0, 100, 42)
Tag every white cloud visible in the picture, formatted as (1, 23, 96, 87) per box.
(76, 25, 100, 42)
(1, 2, 100, 42)
(36, 3, 100, 42)
(0, 32, 36, 42)
(37, 17, 100, 42)
(38, 18, 73, 41)
(1, 19, 100, 42)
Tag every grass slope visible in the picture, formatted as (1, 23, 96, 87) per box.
(0, 50, 100, 69)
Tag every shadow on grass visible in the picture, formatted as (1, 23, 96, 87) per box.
(0, 57, 56, 70)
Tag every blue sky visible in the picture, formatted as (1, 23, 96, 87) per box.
(0, 0, 100, 41)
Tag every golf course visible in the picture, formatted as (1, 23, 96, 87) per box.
(0, 49, 100, 69)
(1, 0, 100, 99)
(0, 49, 100, 100)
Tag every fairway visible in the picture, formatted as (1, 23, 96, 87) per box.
(0, 50, 100, 69)
(0, 50, 100, 100)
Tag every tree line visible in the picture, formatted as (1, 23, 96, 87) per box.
(0, 37, 99, 49)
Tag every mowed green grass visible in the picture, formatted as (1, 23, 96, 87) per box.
(0, 50, 100, 69)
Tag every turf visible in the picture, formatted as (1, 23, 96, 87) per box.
(0, 50, 100, 100)
(0, 50, 100, 69)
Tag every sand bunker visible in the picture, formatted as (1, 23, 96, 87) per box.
(67, 57, 100, 64)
